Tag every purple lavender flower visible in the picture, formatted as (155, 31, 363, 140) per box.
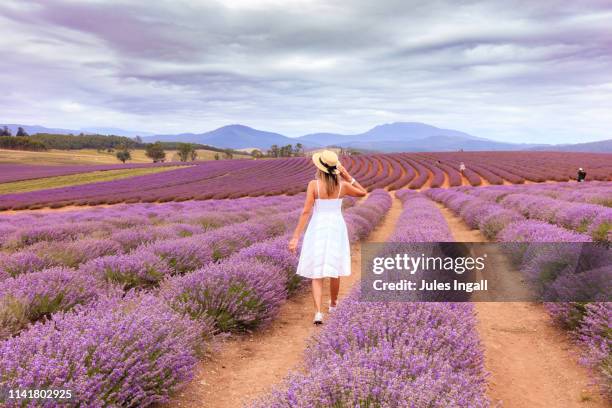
(160, 260, 287, 332)
(0, 250, 52, 278)
(144, 237, 214, 275)
(0, 267, 115, 339)
(577, 302, 612, 397)
(0, 293, 204, 406)
(79, 250, 172, 290)
(253, 292, 488, 408)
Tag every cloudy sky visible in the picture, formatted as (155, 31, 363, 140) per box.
(1, 0, 611, 143)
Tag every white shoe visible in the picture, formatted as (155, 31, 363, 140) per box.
(329, 300, 338, 313)
(313, 312, 324, 325)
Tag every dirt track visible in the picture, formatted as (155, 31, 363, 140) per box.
(437, 205, 607, 408)
(164, 194, 404, 408)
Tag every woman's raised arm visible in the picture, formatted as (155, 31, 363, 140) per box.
(338, 163, 367, 197)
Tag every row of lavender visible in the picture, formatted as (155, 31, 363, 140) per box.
(454, 182, 611, 242)
(254, 191, 489, 407)
(0, 191, 391, 406)
(0, 161, 188, 184)
(456, 180, 611, 207)
(0, 195, 307, 280)
(425, 185, 611, 397)
(2, 152, 611, 211)
(0, 196, 308, 340)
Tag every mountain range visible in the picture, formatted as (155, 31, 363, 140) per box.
(2, 122, 610, 153)
(0, 124, 152, 137)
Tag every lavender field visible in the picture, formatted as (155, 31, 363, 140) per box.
(0, 156, 610, 406)
(1, 151, 610, 211)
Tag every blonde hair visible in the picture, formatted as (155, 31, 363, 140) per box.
(317, 169, 339, 197)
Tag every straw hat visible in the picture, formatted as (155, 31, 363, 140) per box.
(312, 150, 340, 174)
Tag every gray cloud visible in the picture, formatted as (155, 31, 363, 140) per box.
(0, 0, 611, 143)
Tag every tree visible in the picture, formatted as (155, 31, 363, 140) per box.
(134, 135, 143, 144)
(214, 153, 220, 160)
(177, 143, 195, 162)
(294, 143, 303, 156)
(116, 150, 131, 163)
(252, 149, 263, 159)
(268, 144, 279, 158)
(223, 149, 233, 159)
(145, 142, 166, 162)
(0, 126, 10, 136)
(190, 149, 198, 161)
(116, 142, 131, 163)
(16, 127, 28, 137)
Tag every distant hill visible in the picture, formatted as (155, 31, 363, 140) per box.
(0, 124, 151, 137)
(341, 135, 543, 152)
(529, 139, 612, 153)
(4, 122, 610, 153)
(299, 122, 546, 152)
(145, 124, 318, 149)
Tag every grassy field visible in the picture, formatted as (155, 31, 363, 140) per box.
(0, 166, 184, 194)
(0, 149, 251, 165)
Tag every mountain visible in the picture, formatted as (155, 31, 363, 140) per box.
(0, 124, 78, 135)
(145, 124, 318, 149)
(299, 122, 489, 146)
(0, 124, 151, 137)
(529, 139, 612, 153)
(3, 121, 610, 153)
(342, 135, 544, 152)
(79, 127, 153, 137)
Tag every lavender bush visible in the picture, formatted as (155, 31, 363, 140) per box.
(161, 260, 287, 332)
(0, 267, 114, 339)
(79, 250, 172, 290)
(0, 250, 52, 278)
(577, 302, 612, 397)
(0, 293, 204, 407)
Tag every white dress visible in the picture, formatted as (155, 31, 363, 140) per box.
(296, 180, 351, 278)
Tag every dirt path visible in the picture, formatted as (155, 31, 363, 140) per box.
(436, 203, 607, 407)
(165, 194, 404, 408)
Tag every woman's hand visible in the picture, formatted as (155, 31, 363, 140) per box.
(288, 237, 299, 254)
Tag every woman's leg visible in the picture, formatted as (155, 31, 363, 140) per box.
(330, 277, 340, 306)
(311, 278, 323, 312)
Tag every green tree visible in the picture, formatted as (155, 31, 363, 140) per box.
(223, 149, 233, 159)
(116, 142, 131, 163)
(294, 143, 303, 156)
(16, 127, 28, 137)
(116, 150, 131, 163)
(0, 126, 10, 136)
(214, 153, 220, 160)
(177, 143, 195, 162)
(190, 149, 198, 161)
(134, 135, 143, 144)
(268, 144, 279, 158)
(252, 149, 263, 159)
(145, 142, 166, 162)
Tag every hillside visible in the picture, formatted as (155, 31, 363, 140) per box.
(0, 124, 150, 137)
(5, 122, 611, 153)
(144, 124, 311, 149)
(529, 139, 612, 153)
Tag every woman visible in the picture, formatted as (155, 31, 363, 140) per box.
(288, 150, 367, 324)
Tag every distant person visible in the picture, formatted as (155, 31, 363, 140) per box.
(577, 168, 587, 182)
(459, 162, 466, 174)
(289, 150, 367, 324)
